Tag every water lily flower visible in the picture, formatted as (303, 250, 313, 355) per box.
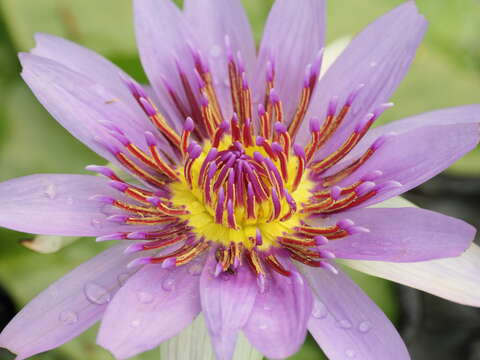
(0, 0, 479, 359)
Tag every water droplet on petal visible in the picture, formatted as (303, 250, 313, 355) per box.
(188, 263, 203, 276)
(263, 305, 272, 311)
(44, 184, 56, 199)
(259, 323, 268, 330)
(131, 319, 141, 328)
(117, 273, 130, 287)
(210, 44, 222, 57)
(370, 61, 377, 67)
(358, 321, 372, 333)
(162, 277, 175, 292)
(65, 196, 74, 205)
(84, 282, 111, 305)
(312, 301, 328, 319)
(59, 310, 78, 325)
(136, 291, 154, 304)
(346, 349, 356, 358)
(337, 319, 352, 329)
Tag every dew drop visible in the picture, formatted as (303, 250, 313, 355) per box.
(312, 301, 328, 319)
(187, 263, 203, 276)
(65, 196, 74, 205)
(370, 61, 378, 67)
(136, 291, 154, 304)
(131, 319, 141, 328)
(210, 44, 222, 57)
(346, 349, 356, 358)
(337, 319, 352, 329)
(84, 282, 111, 305)
(263, 305, 272, 311)
(162, 277, 175, 292)
(117, 273, 130, 287)
(44, 184, 56, 199)
(259, 323, 268, 331)
(59, 310, 78, 325)
(358, 321, 372, 333)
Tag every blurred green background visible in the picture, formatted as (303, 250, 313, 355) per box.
(0, 0, 478, 359)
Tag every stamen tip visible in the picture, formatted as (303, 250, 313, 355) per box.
(124, 243, 143, 254)
(127, 257, 152, 268)
(144, 131, 157, 147)
(162, 257, 176, 269)
(107, 215, 129, 224)
(184, 117, 195, 132)
(109, 181, 129, 192)
(96, 232, 125, 242)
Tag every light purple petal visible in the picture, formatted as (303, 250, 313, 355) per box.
(316, 207, 475, 262)
(334, 122, 480, 207)
(255, 0, 325, 121)
(243, 260, 313, 359)
(0, 242, 140, 360)
(301, 265, 410, 360)
(134, 0, 200, 132)
(342, 244, 480, 307)
(184, 0, 256, 120)
(326, 105, 480, 167)
(19, 53, 156, 164)
(97, 260, 202, 359)
(299, 2, 427, 153)
(0, 174, 148, 236)
(31, 33, 150, 123)
(368, 105, 480, 136)
(200, 253, 257, 360)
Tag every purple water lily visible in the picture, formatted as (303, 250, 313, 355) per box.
(0, 0, 479, 359)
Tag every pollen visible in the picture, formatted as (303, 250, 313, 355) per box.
(170, 135, 314, 251)
(90, 34, 399, 282)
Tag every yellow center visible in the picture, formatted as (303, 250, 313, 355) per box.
(170, 136, 314, 251)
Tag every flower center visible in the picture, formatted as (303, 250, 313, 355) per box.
(90, 34, 398, 282)
(170, 135, 314, 251)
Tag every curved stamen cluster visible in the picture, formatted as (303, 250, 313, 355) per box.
(89, 35, 399, 284)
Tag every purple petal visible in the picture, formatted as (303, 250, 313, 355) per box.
(0, 174, 147, 236)
(302, 265, 410, 360)
(342, 244, 480, 307)
(184, 0, 256, 120)
(134, 0, 200, 132)
(299, 2, 427, 153)
(243, 260, 313, 359)
(31, 33, 150, 123)
(316, 207, 475, 262)
(19, 53, 157, 165)
(200, 253, 257, 360)
(0, 242, 140, 360)
(328, 105, 480, 166)
(255, 0, 325, 120)
(97, 260, 202, 359)
(367, 105, 480, 135)
(334, 121, 480, 207)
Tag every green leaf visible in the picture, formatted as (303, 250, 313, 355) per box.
(0, 0, 136, 55)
